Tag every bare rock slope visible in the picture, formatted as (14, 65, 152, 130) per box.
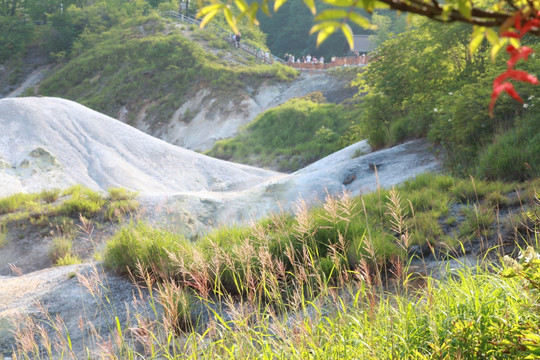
(0, 96, 440, 230)
(0, 97, 440, 357)
(136, 71, 354, 151)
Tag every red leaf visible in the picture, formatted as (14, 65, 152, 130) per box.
(493, 72, 510, 88)
(503, 82, 524, 103)
(506, 69, 539, 84)
(507, 46, 534, 67)
(506, 45, 518, 53)
(501, 31, 521, 39)
(490, 82, 523, 117)
(521, 19, 540, 36)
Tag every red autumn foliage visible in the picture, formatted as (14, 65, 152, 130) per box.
(489, 11, 540, 116)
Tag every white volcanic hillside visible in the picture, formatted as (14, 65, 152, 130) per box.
(0, 97, 279, 197)
(0, 97, 440, 231)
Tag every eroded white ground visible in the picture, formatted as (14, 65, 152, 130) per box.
(0, 97, 440, 356)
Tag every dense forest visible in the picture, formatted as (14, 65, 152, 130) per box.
(1, 0, 539, 180)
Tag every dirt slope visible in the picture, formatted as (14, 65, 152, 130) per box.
(0, 97, 441, 358)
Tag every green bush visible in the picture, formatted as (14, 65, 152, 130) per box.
(48, 236, 73, 264)
(206, 95, 362, 171)
(40, 188, 61, 204)
(0, 193, 40, 215)
(58, 185, 105, 217)
(476, 113, 540, 181)
(104, 222, 187, 276)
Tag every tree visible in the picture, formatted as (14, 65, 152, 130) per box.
(196, 0, 539, 115)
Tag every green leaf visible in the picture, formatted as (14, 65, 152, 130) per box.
(303, 0, 317, 14)
(341, 23, 354, 49)
(199, 8, 221, 28)
(311, 21, 340, 46)
(485, 28, 499, 45)
(457, 0, 472, 19)
(196, 3, 224, 18)
(321, 0, 354, 7)
(309, 21, 341, 34)
(441, 4, 452, 21)
(373, 1, 390, 8)
(248, 3, 260, 25)
(314, 9, 349, 21)
(469, 26, 485, 55)
(489, 33, 506, 61)
(234, 0, 249, 12)
(274, 0, 287, 12)
(261, 0, 271, 16)
(509, 37, 520, 48)
(349, 12, 371, 28)
(361, 0, 379, 12)
(223, 7, 239, 34)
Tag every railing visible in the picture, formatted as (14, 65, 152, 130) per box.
(162, 10, 285, 64)
(162, 11, 371, 71)
(287, 55, 370, 72)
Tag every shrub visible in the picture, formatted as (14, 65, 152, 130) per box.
(55, 253, 82, 266)
(48, 236, 73, 264)
(0, 193, 40, 215)
(59, 185, 105, 217)
(40, 188, 61, 204)
(104, 222, 186, 277)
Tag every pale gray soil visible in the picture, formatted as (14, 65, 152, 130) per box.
(5, 65, 51, 98)
(0, 263, 155, 358)
(0, 97, 441, 358)
(0, 97, 440, 232)
(150, 71, 356, 151)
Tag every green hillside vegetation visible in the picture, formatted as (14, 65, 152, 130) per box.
(352, 16, 540, 180)
(0, 185, 139, 265)
(206, 91, 362, 171)
(1, 0, 295, 121)
(37, 12, 295, 122)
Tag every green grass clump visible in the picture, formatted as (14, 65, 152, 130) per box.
(103, 174, 538, 306)
(39, 188, 61, 204)
(55, 253, 82, 266)
(103, 221, 187, 277)
(58, 185, 105, 217)
(450, 177, 516, 203)
(458, 205, 495, 240)
(105, 188, 140, 221)
(206, 94, 362, 171)
(47, 236, 74, 264)
(107, 188, 138, 201)
(0, 226, 7, 248)
(476, 114, 540, 181)
(0, 193, 40, 215)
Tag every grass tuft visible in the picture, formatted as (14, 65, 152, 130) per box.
(47, 236, 73, 265)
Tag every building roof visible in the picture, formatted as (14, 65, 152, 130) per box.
(353, 35, 373, 53)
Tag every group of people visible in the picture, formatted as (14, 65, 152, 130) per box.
(284, 53, 325, 64)
(231, 33, 241, 48)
